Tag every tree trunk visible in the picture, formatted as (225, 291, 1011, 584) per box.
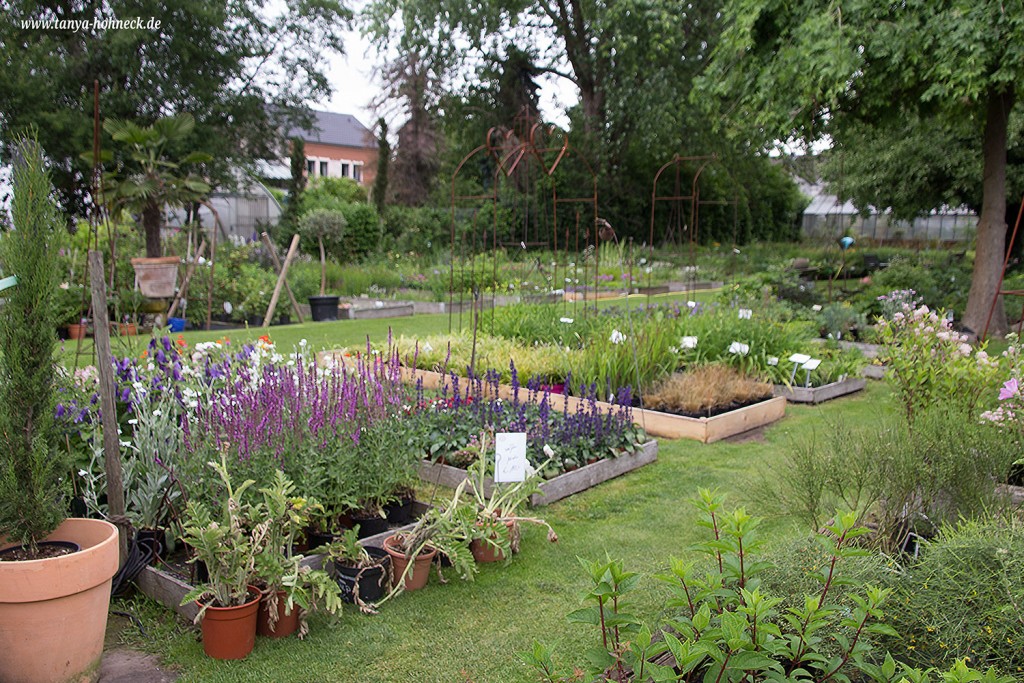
(142, 201, 163, 257)
(318, 236, 326, 296)
(963, 87, 1014, 337)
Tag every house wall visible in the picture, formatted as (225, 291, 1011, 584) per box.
(303, 141, 376, 189)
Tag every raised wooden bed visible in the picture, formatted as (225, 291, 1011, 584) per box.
(861, 364, 888, 379)
(667, 280, 723, 292)
(338, 303, 415, 320)
(379, 366, 786, 442)
(136, 502, 430, 619)
(773, 378, 867, 404)
(418, 440, 658, 506)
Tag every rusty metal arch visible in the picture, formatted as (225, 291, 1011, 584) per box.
(448, 116, 602, 343)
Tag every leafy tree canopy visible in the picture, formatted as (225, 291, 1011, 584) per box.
(0, 0, 351, 219)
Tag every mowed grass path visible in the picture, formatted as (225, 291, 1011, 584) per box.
(101, 294, 894, 681)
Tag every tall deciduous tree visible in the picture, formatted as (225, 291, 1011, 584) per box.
(0, 0, 349, 219)
(700, 1, 1024, 335)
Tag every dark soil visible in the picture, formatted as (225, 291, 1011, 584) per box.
(633, 394, 773, 419)
(0, 542, 78, 561)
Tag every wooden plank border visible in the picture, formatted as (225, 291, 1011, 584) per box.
(773, 378, 867, 404)
(418, 440, 659, 506)
(384, 366, 787, 442)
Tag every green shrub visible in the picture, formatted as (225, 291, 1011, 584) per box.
(877, 516, 1024, 675)
(338, 202, 380, 263)
(771, 408, 1018, 552)
(0, 137, 71, 550)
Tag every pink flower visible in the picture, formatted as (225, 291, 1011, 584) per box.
(999, 378, 1019, 401)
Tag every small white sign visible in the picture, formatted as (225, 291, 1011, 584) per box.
(494, 433, 528, 483)
(767, 356, 779, 366)
(738, 308, 753, 320)
(802, 358, 822, 370)
(681, 336, 698, 349)
(788, 353, 811, 364)
(686, 301, 697, 308)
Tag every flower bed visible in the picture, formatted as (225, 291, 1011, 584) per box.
(419, 440, 658, 506)
(773, 377, 867, 403)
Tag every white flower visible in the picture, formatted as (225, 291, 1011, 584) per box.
(738, 308, 752, 320)
(687, 301, 697, 308)
(610, 329, 626, 345)
(560, 317, 574, 324)
(152, 410, 162, 417)
(299, 339, 308, 347)
(423, 342, 433, 353)
(119, 440, 131, 447)
(78, 469, 88, 477)
(728, 341, 750, 356)
(767, 356, 779, 366)
(127, 419, 138, 425)
(543, 444, 555, 458)
(811, 304, 822, 312)
(681, 336, 698, 349)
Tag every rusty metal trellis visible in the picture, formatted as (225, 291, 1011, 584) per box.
(448, 114, 601, 361)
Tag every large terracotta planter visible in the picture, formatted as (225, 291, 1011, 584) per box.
(0, 518, 119, 683)
(199, 588, 261, 660)
(383, 534, 436, 591)
(256, 589, 299, 639)
(66, 323, 87, 340)
(130, 256, 179, 298)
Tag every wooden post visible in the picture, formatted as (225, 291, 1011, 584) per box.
(260, 232, 304, 323)
(166, 239, 206, 319)
(263, 235, 301, 327)
(88, 250, 128, 565)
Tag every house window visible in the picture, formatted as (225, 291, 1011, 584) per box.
(306, 159, 315, 175)
(341, 163, 349, 178)
(353, 165, 362, 182)
(319, 161, 329, 177)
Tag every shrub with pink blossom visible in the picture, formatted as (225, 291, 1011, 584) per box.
(877, 301, 1001, 425)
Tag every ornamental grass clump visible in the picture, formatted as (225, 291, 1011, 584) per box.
(645, 365, 772, 416)
(0, 136, 72, 552)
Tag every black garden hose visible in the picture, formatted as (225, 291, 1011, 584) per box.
(110, 530, 157, 598)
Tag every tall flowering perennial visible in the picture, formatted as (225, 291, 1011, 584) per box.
(877, 302, 1000, 425)
(981, 334, 1024, 446)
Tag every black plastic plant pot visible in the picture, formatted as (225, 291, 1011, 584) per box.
(383, 496, 414, 525)
(352, 514, 390, 539)
(333, 547, 391, 605)
(308, 295, 340, 322)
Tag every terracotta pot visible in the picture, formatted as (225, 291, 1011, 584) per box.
(66, 323, 87, 340)
(117, 323, 138, 336)
(382, 534, 436, 591)
(470, 520, 517, 563)
(130, 256, 180, 298)
(257, 589, 299, 639)
(0, 518, 119, 683)
(198, 587, 261, 660)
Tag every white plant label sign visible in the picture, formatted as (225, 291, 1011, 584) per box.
(495, 433, 528, 483)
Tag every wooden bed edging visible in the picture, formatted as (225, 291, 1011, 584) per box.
(418, 440, 659, 506)
(773, 377, 867, 404)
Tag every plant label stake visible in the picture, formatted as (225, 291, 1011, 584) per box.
(494, 432, 528, 483)
(801, 358, 822, 388)
(788, 353, 811, 384)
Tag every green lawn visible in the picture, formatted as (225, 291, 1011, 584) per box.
(62, 290, 721, 366)
(109, 363, 894, 681)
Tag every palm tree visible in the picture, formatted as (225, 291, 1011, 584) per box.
(102, 113, 211, 257)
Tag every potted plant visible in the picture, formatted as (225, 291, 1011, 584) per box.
(348, 418, 420, 538)
(0, 136, 120, 683)
(253, 471, 342, 639)
(462, 435, 558, 564)
(297, 208, 347, 321)
(380, 501, 473, 593)
(178, 455, 262, 660)
(55, 282, 88, 339)
(326, 527, 391, 610)
(112, 286, 145, 335)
